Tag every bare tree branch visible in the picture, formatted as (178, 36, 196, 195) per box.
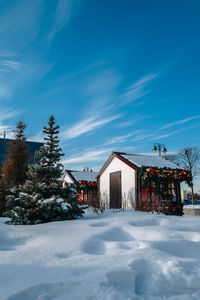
(165, 147, 200, 204)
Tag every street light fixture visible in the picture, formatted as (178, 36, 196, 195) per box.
(152, 143, 167, 157)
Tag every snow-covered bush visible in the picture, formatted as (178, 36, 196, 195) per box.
(5, 182, 83, 224)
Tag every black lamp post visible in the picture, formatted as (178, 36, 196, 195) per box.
(152, 143, 167, 157)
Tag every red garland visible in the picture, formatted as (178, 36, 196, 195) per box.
(79, 180, 97, 187)
(144, 168, 188, 180)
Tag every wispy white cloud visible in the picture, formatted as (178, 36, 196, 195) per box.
(159, 115, 200, 130)
(115, 120, 135, 128)
(152, 132, 176, 140)
(132, 133, 154, 142)
(0, 0, 42, 45)
(29, 132, 44, 143)
(120, 73, 159, 105)
(0, 58, 54, 103)
(0, 50, 18, 57)
(83, 68, 121, 116)
(62, 140, 147, 167)
(0, 109, 19, 122)
(0, 60, 21, 72)
(0, 0, 54, 101)
(47, 0, 76, 41)
(103, 133, 132, 146)
(0, 108, 20, 138)
(130, 114, 200, 147)
(0, 85, 10, 99)
(129, 73, 158, 90)
(62, 148, 111, 165)
(153, 122, 200, 141)
(61, 114, 121, 140)
(85, 69, 120, 95)
(134, 129, 183, 144)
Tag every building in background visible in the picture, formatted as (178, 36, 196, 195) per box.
(0, 138, 43, 165)
(62, 169, 98, 205)
(181, 189, 188, 201)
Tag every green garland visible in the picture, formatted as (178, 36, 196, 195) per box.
(138, 166, 192, 187)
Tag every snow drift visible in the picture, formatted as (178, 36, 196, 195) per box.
(1, 210, 200, 299)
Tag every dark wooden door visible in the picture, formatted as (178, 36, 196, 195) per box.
(110, 171, 121, 208)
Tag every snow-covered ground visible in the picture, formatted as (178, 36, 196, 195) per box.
(184, 205, 200, 209)
(1, 210, 200, 300)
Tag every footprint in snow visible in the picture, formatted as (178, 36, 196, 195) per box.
(90, 222, 108, 227)
(99, 227, 133, 242)
(55, 252, 69, 259)
(82, 227, 133, 255)
(0, 232, 26, 251)
(82, 237, 106, 255)
(152, 239, 200, 259)
(118, 243, 131, 250)
(105, 270, 135, 289)
(129, 219, 159, 227)
(7, 281, 82, 300)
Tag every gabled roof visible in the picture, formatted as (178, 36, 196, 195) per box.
(120, 153, 181, 169)
(64, 170, 98, 183)
(97, 151, 181, 177)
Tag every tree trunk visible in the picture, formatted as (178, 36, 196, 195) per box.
(191, 183, 194, 205)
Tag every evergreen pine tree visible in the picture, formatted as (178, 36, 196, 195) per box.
(5, 115, 84, 224)
(36, 115, 64, 187)
(2, 120, 29, 187)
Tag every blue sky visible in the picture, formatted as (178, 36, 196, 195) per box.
(0, 0, 200, 191)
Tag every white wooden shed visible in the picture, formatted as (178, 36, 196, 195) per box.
(97, 151, 182, 210)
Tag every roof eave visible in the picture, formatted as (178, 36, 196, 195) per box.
(96, 151, 139, 178)
(113, 152, 139, 171)
(96, 152, 115, 178)
(64, 170, 76, 183)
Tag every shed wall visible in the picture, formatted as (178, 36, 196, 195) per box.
(63, 173, 74, 185)
(99, 156, 136, 209)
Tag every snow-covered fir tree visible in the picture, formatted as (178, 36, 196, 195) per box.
(5, 115, 84, 224)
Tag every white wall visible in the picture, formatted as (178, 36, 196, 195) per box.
(99, 156, 136, 209)
(63, 173, 74, 186)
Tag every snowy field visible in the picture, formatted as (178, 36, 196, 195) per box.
(1, 210, 200, 300)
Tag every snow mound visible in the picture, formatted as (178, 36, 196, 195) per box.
(0, 230, 27, 251)
(82, 237, 106, 255)
(99, 227, 133, 242)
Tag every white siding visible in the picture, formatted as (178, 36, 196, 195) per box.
(63, 173, 74, 185)
(99, 156, 136, 209)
